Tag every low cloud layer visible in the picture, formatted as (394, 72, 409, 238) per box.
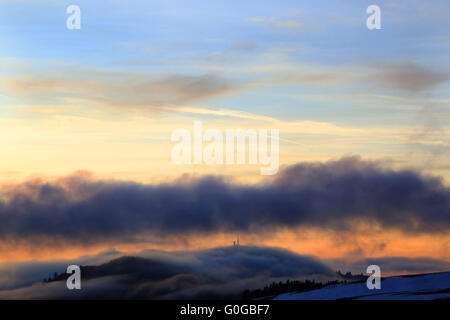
(329, 256, 450, 275)
(0, 246, 334, 299)
(0, 156, 449, 245)
(1, 246, 449, 299)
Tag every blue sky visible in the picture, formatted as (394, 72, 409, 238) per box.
(0, 0, 449, 181)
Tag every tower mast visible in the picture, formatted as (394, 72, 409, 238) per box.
(237, 232, 240, 247)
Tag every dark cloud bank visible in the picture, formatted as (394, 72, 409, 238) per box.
(1, 156, 450, 245)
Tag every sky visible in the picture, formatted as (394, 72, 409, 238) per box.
(0, 0, 450, 281)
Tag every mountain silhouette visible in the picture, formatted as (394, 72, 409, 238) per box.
(49, 256, 189, 283)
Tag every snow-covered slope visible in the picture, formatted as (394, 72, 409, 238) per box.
(274, 272, 450, 300)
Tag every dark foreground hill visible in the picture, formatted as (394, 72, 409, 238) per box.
(48, 256, 187, 283)
(1, 247, 448, 300)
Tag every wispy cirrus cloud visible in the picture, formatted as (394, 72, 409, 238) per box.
(249, 16, 302, 29)
(366, 61, 449, 94)
(0, 72, 234, 108)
